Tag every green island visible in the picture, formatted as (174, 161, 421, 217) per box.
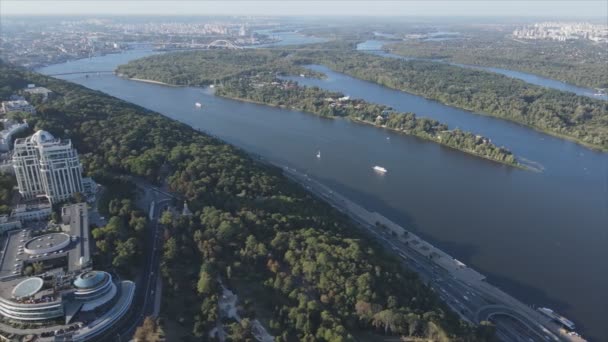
(117, 44, 608, 152)
(117, 50, 519, 167)
(386, 35, 608, 90)
(1, 60, 495, 341)
(295, 42, 608, 152)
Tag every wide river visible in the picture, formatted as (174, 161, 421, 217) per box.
(358, 40, 608, 101)
(39, 43, 608, 340)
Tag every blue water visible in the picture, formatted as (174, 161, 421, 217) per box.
(357, 40, 608, 101)
(38, 44, 608, 341)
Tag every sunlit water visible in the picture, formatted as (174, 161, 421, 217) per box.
(38, 40, 608, 340)
(357, 40, 608, 101)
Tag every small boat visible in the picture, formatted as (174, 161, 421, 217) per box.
(373, 166, 387, 173)
(316, 150, 321, 158)
(209, 84, 215, 89)
(195, 102, 202, 108)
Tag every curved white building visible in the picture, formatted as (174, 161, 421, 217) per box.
(0, 270, 118, 322)
(23, 232, 71, 255)
(73, 271, 117, 311)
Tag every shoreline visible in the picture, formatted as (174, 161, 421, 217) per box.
(123, 76, 180, 87)
(215, 92, 526, 170)
(335, 68, 608, 153)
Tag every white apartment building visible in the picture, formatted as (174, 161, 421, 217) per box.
(12, 130, 84, 204)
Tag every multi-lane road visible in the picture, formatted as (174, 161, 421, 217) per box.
(105, 168, 580, 342)
(96, 182, 174, 342)
(280, 165, 580, 342)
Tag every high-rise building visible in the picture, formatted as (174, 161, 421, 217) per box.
(12, 130, 84, 204)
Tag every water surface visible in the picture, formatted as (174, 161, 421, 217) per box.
(357, 40, 608, 101)
(38, 47, 608, 341)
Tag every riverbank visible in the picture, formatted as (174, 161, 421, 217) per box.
(302, 50, 608, 153)
(361, 78, 608, 154)
(122, 76, 180, 87)
(349, 117, 528, 170)
(215, 91, 524, 170)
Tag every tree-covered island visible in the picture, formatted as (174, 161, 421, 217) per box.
(117, 50, 520, 167)
(1, 60, 496, 341)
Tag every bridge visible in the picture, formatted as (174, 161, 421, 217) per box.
(207, 39, 243, 49)
(47, 70, 114, 76)
(156, 39, 243, 50)
(356, 48, 390, 52)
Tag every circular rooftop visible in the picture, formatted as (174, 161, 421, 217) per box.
(12, 277, 44, 299)
(30, 130, 55, 145)
(24, 233, 71, 255)
(73, 271, 109, 290)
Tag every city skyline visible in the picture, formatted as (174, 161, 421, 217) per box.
(1, 0, 607, 18)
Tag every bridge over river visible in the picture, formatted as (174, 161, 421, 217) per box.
(46, 70, 114, 76)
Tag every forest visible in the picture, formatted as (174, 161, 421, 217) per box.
(387, 36, 608, 89)
(118, 49, 519, 167)
(117, 44, 608, 152)
(295, 42, 608, 151)
(216, 77, 517, 166)
(0, 173, 16, 215)
(116, 49, 322, 86)
(0, 61, 495, 341)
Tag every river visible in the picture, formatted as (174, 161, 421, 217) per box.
(357, 40, 608, 101)
(38, 43, 608, 341)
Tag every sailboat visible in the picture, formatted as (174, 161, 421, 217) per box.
(316, 150, 321, 158)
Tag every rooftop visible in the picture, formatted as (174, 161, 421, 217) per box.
(30, 130, 56, 145)
(24, 232, 71, 255)
(0, 203, 89, 281)
(12, 277, 44, 299)
(73, 271, 108, 290)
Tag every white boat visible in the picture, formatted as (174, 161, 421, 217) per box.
(195, 102, 202, 108)
(316, 150, 321, 158)
(209, 84, 215, 88)
(373, 166, 387, 173)
(537, 307, 576, 331)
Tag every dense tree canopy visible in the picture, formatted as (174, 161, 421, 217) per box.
(0, 173, 16, 215)
(295, 43, 608, 151)
(1, 60, 492, 341)
(117, 49, 519, 166)
(387, 35, 608, 89)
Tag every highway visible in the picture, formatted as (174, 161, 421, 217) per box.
(97, 182, 174, 342)
(279, 165, 576, 342)
(101, 166, 577, 342)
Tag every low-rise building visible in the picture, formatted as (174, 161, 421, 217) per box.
(10, 202, 52, 222)
(0, 215, 22, 233)
(23, 85, 53, 102)
(0, 120, 29, 152)
(0, 203, 135, 338)
(1, 100, 36, 115)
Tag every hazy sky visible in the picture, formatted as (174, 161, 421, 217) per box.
(1, 0, 607, 18)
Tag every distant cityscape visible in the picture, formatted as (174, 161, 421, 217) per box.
(1, 10, 605, 341)
(0, 18, 282, 68)
(513, 22, 608, 42)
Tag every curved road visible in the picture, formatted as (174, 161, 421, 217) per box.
(477, 305, 561, 341)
